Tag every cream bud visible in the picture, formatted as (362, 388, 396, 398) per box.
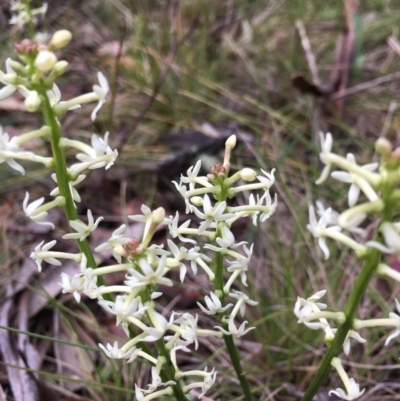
(35, 50, 57, 72)
(190, 196, 204, 206)
(151, 207, 166, 226)
(49, 30, 72, 50)
(25, 91, 42, 112)
(225, 134, 237, 149)
(375, 137, 392, 156)
(240, 168, 257, 182)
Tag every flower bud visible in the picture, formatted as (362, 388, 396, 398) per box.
(190, 196, 204, 206)
(151, 207, 166, 226)
(240, 168, 257, 182)
(35, 50, 57, 72)
(225, 134, 237, 149)
(53, 60, 69, 76)
(24, 91, 42, 112)
(8, 60, 26, 75)
(49, 30, 72, 50)
(3, 74, 19, 85)
(375, 137, 392, 156)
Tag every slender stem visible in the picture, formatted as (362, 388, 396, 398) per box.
(300, 248, 381, 401)
(34, 84, 113, 301)
(154, 339, 188, 401)
(215, 252, 255, 401)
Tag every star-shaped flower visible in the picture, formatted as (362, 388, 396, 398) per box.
(62, 209, 103, 241)
(315, 132, 333, 185)
(91, 72, 109, 121)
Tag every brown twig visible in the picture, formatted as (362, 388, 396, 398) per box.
(295, 20, 320, 86)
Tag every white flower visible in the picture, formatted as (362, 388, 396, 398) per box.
(331, 153, 378, 207)
(329, 357, 365, 400)
(307, 205, 341, 260)
(215, 315, 255, 338)
(329, 379, 365, 401)
(146, 366, 176, 393)
(0, 126, 29, 174)
(193, 195, 234, 234)
(167, 239, 203, 281)
(30, 240, 60, 271)
(50, 173, 86, 203)
(23, 192, 55, 229)
(180, 160, 211, 190)
(294, 289, 328, 330)
(70, 132, 118, 172)
(60, 272, 83, 303)
(329, 329, 367, 356)
(257, 191, 278, 223)
(385, 299, 400, 345)
(168, 212, 196, 244)
(367, 223, 400, 255)
(62, 209, 103, 241)
(0, 58, 21, 99)
(125, 256, 172, 288)
(99, 341, 139, 361)
(228, 190, 277, 226)
(229, 290, 258, 317)
(204, 225, 246, 251)
(316, 201, 366, 237)
(9, 2, 47, 29)
(99, 295, 148, 335)
(257, 168, 276, 188)
(315, 132, 333, 185)
(91, 72, 109, 121)
(47, 84, 81, 110)
(172, 313, 200, 349)
(226, 244, 253, 286)
(197, 292, 233, 315)
(172, 181, 193, 213)
(199, 367, 217, 398)
(94, 224, 130, 263)
(30, 240, 81, 272)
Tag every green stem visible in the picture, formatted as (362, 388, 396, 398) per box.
(300, 248, 381, 401)
(34, 84, 113, 300)
(154, 339, 188, 401)
(215, 252, 255, 401)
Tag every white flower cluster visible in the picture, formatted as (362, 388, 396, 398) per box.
(0, 30, 115, 227)
(297, 133, 400, 400)
(2, 8, 278, 398)
(51, 134, 276, 399)
(295, 289, 400, 400)
(9, 1, 47, 29)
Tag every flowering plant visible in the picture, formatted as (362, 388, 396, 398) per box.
(295, 133, 400, 401)
(2, 2, 400, 401)
(1, 2, 278, 400)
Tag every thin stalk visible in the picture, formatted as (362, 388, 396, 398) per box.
(36, 86, 97, 268)
(300, 248, 381, 401)
(215, 252, 255, 401)
(154, 339, 188, 401)
(34, 84, 112, 300)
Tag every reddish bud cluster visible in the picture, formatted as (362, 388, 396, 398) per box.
(123, 239, 140, 260)
(14, 39, 38, 55)
(211, 163, 227, 177)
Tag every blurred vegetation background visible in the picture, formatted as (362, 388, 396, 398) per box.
(1, 0, 400, 400)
